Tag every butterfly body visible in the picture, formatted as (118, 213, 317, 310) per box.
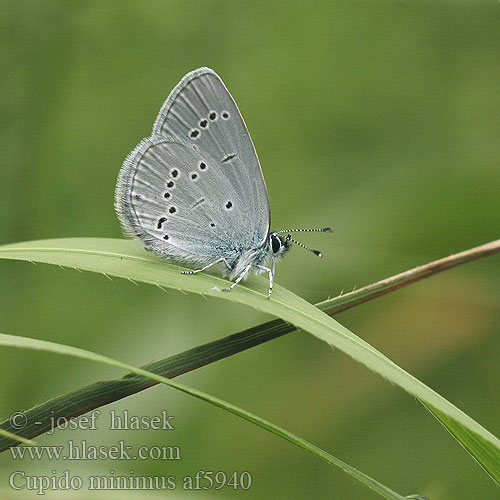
(115, 67, 329, 297)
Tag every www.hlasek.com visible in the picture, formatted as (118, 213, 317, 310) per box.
(10, 440, 181, 461)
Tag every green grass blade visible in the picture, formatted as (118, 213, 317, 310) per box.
(423, 403, 500, 484)
(1, 237, 499, 483)
(0, 428, 36, 446)
(316, 239, 500, 315)
(0, 317, 290, 451)
(0, 332, 406, 500)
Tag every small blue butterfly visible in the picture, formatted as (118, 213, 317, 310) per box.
(115, 67, 332, 298)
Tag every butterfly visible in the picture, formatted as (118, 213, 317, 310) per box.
(115, 67, 331, 298)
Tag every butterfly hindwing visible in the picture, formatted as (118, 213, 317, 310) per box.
(115, 136, 266, 267)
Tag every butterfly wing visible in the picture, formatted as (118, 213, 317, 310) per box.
(153, 67, 270, 238)
(116, 136, 264, 267)
(115, 68, 271, 269)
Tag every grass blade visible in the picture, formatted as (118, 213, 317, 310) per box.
(0, 317, 289, 450)
(423, 403, 500, 484)
(0, 332, 406, 500)
(1, 237, 500, 483)
(0, 428, 36, 446)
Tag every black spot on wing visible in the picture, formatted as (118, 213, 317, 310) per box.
(222, 153, 237, 163)
(191, 198, 205, 209)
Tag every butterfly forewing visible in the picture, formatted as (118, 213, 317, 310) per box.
(152, 68, 270, 237)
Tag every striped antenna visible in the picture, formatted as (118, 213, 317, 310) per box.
(277, 227, 333, 234)
(289, 237, 324, 258)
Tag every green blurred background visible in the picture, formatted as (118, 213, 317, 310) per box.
(1, 1, 499, 498)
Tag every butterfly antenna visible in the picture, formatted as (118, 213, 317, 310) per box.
(277, 227, 333, 234)
(287, 236, 324, 258)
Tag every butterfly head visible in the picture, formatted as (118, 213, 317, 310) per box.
(269, 232, 292, 260)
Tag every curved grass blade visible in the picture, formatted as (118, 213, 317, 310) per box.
(0, 317, 290, 451)
(1, 237, 499, 483)
(0, 332, 406, 500)
(423, 402, 500, 484)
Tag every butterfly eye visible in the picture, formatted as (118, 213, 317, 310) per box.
(271, 235, 282, 253)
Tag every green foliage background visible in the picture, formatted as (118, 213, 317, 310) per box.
(1, 1, 499, 498)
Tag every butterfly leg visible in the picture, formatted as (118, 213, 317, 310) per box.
(181, 257, 232, 275)
(256, 262, 275, 299)
(223, 264, 252, 292)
